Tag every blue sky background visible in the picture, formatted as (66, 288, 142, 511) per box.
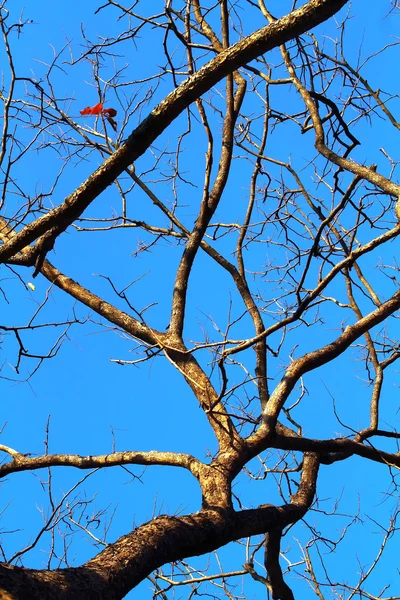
(0, 1, 399, 598)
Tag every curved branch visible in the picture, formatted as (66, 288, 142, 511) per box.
(261, 288, 400, 429)
(0, 454, 318, 599)
(0, 449, 201, 478)
(279, 33, 400, 197)
(271, 432, 400, 469)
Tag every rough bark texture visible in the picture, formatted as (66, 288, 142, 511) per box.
(0, 505, 306, 599)
(0, 0, 347, 264)
(4, 0, 399, 598)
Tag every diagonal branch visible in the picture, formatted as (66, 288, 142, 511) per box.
(223, 225, 399, 357)
(241, 287, 400, 451)
(39, 259, 242, 453)
(0, 0, 349, 265)
(0, 465, 318, 600)
(262, 288, 400, 429)
(40, 260, 165, 347)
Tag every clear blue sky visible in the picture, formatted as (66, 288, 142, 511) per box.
(1, 1, 399, 598)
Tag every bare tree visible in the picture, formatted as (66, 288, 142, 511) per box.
(0, 0, 399, 598)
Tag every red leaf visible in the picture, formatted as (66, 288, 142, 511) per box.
(89, 102, 103, 115)
(80, 102, 104, 116)
(80, 103, 117, 130)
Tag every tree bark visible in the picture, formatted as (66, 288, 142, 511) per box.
(0, 0, 348, 265)
(0, 503, 307, 599)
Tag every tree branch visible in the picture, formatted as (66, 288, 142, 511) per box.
(0, 449, 201, 478)
(0, 483, 318, 600)
(0, 0, 348, 265)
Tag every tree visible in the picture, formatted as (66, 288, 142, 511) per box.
(0, 0, 399, 597)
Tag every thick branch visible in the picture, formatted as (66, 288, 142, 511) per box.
(0, 0, 348, 264)
(0, 449, 200, 478)
(40, 260, 164, 347)
(264, 453, 319, 599)
(0, 492, 316, 600)
(271, 432, 400, 469)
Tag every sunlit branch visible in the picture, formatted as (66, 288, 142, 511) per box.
(0, 0, 348, 266)
(261, 288, 400, 429)
(0, 449, 201, 478)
